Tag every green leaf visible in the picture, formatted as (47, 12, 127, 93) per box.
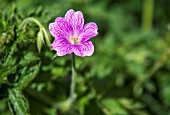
(18, 52, 39, 67)
(119, 98, 143, 110)
(4, 43, 17, 66)
(98, 98, 128, 115)
(78, 89, 96, 115)
(16, 62, 41, 90)
(8, 89, 30, 115)
(0, 66, 16, 85)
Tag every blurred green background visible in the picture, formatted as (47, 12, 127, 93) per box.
(0, 0, 170, 115)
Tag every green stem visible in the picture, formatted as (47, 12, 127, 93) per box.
(53, 54, 77, 109)
(25, 55, 77, 110)
(68, 53, 77, 104)
(142, 0, 154, 32)
(19, 17, 51, 50)
(19, 17, 43, 29)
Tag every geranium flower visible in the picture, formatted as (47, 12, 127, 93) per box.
(49, 9, 98, 57)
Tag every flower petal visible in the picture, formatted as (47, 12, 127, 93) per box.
(73, 41, 94, 57)
(80, 22, 98, 42)
(49, 17, 73, 39)
(49, 23, 65, 38)
(65, 9, 75, 22)
(52, 37, 73, 56)
(65, 9, 84, 34)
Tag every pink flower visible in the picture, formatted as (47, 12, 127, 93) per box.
(49, 9, 98, 57)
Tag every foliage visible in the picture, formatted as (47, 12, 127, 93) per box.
(0, 0, 170, 115)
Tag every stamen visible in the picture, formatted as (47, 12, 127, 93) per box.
(70, 35, 79, 44)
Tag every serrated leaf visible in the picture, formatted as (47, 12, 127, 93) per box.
(8, 89, 30, 115)
(0, 66, 16, 85)
(16, 62, 41, 90)
(18, 52, 39, 67)
(5, 43, 17, 66)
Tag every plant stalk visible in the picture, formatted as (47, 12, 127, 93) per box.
(142, 0, 154, 32)
(68, 53, 77, 104)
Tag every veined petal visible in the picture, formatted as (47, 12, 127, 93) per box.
(65, 9, 75, 22)
(49, 9, 98, 57)
(80, 22, 98, 42)
(52, 37, 73, 56)
(49, 17, 73, 39)
(65, 9, 84, 34)
(49, 22, 66, 38)
(73, 41, 94, 57)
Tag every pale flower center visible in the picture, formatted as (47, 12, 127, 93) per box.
(70, 35, 79, 44)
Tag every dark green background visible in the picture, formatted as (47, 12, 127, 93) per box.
(0, 0, 170, 115)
